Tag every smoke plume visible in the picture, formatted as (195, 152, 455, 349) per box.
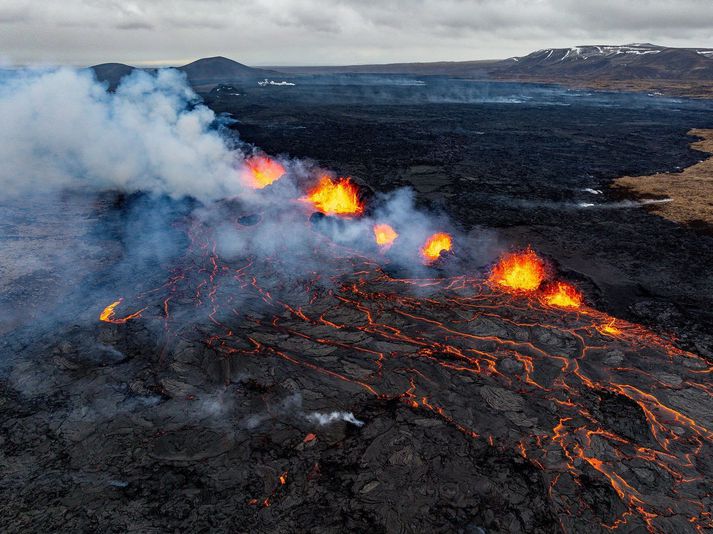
(0, 67, 242, 201)
(0, 66, 498, 341)
(306, 411, 365, 427)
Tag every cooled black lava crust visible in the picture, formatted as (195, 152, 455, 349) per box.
(212, 80, 713, 347)
(3, 79, 713, 534)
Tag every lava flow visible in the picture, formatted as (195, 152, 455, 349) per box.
(94, 220, 713, 532)
(599, 318, 623, 336)
(99, 298, 146, 323)
(542, 281, 583, 309)
(488, 247, 547, 291)
(304, 176, 364, 215)
(373, 223, 398, 249)
(420, 232, 452, 263)
(242, 156, 286, 189)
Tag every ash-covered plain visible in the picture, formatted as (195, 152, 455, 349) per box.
(2, 70, 713, 533)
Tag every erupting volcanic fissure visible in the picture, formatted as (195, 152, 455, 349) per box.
(488, 247, 547, 291)
(242, 156, 286, 189)
(89, 150, 713, 533)
(304, 176, 364, 215)
(420, 232, 452, 263)
(97, 224, 713, 531)
(11, 63, 713, 534)
(542, 281, 583, 309)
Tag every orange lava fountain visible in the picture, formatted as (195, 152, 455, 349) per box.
(373, 223, 398, 248)
(99, 299, 146, 324)
(243, 156, 285, 189)
(305, 176, 364, 216)
(488, 248, 547, 291)
(420, 232, 452, 263)
(542, 281, 583, 308)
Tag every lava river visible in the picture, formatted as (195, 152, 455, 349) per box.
(94, 214, 713, 534)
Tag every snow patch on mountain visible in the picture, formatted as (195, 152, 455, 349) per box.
(521, 44, 669, 64)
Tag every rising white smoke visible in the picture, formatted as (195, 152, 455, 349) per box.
(0, 66, 469, 269)
(0, 67, 243, 201)
(0, 65, 500, 337)
(306, 411, 365, 427)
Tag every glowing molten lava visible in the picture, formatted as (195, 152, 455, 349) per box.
(600, 319, 622, 336)
(305, 176, 364, 216)
(489, 248, 547, 292)
(99, 299, 145, 324)
(243, 156, 285, 189)
(373, 223, 398, 248)
(420, 232, 452, 263)
(542, 281, 583, 309)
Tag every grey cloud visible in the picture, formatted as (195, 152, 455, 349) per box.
(1, 0, 712, 65)
(0, 5, 32, 24)
(163, 17, 230, 30)
(115, 20, 154, 30)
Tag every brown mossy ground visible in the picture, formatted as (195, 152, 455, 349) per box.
(613, 129, 713, 232)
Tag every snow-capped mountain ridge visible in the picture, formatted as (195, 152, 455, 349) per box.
(510, 43, 713, 63)
(496, 43, 713, 81)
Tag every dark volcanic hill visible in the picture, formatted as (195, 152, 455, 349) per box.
(493, 43, 713, 81)
(177, 56, 276, 86)
(90, 56, 279, 90)
(90, 63, 137, 89)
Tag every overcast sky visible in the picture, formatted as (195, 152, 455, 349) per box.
(1, 0, 712, 67)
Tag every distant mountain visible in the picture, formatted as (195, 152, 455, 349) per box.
(493, 44, 713, 81)
(267, 60, 498, 77)
(267, 44, 713, 84)
(88, 45, 713, 98)
(177, 56, 276, 86)
(89, 56, 279, 90)
(90, 63, 137, 89)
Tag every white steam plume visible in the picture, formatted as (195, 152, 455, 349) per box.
(0, 67, 243, 201)
(306, 411, 365, 427)
(0, 66, 499, 314)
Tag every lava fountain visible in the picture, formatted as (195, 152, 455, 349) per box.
(488, 248, 547, 291)
(304, 176, 364, 216)
(373, 224, 398, 249)
(542, 281, 583, 308)
(242, 156, 285, 189)
(420, 232, 453, 263)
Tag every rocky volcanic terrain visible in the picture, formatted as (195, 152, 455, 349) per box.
(2, 78, 713, 533)
(3, 237, 713, 533)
